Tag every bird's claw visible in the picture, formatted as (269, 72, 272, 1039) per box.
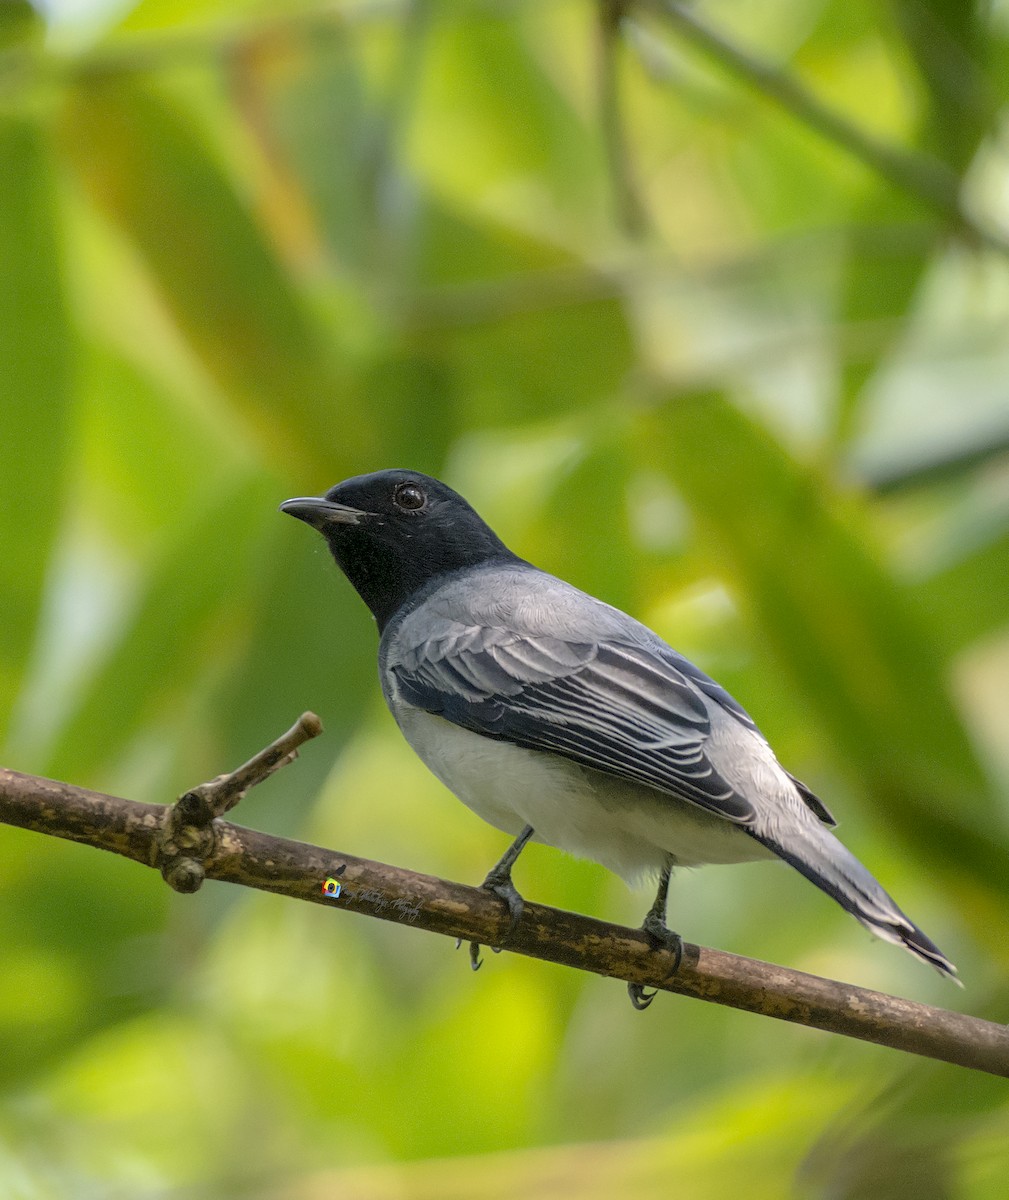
(628, 917, 683, 1011)
(628, 983, 657, 1010)
(466, 871, 526, 973)
(642, 916, 684, 972)
(456, 935, 481, 968)
(482, 872, 525, 936)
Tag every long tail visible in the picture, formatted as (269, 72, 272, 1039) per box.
(752, 819, 959, 982)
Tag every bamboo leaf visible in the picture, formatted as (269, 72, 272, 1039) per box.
(59, 76, 367, 479)
(0, 117, 73, 745)
(646, 394, 1006, 894)
(45, 473, 276, 785)
(914, 529, 1009, 655)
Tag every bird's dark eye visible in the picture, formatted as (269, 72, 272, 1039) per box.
(393, 482, 426, 511)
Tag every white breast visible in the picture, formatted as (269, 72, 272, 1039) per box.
(390, 703, 773, 884)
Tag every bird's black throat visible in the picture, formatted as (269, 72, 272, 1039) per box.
(321, 518, 518, 631)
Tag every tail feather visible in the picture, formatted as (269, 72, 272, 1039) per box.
(753, 822, 959, 983)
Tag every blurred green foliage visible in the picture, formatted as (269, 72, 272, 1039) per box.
(2, 0, 1009, 1195)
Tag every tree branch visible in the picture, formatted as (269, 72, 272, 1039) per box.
(1, 719, 1007, 1078)
(598, 0, 649, 239)
(635, 0, 1009, 257)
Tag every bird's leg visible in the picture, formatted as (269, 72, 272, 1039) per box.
(628, 862, 683, 1010)
(468, 824, 534, 971)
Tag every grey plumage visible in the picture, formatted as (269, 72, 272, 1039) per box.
(387, 565, 761, 825)
(281, 469, 958, 983)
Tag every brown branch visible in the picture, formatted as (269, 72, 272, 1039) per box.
(155, 711, 323, 892)
(1, 720, 1007, 1078)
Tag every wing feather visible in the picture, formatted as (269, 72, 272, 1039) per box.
(388, 622, 757, 825)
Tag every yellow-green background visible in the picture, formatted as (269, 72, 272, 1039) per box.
(2, 0, 1008, 1195)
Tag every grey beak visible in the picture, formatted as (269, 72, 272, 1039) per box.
(279, 497, 369, 528)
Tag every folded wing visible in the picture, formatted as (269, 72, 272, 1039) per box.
(389, 621, 758, 825)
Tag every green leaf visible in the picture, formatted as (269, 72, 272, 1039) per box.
(265, 26, 379, 276)
(0, 117, 73, 745)
(535, 432, 641, 616)
(644, 394, 1006, 894)
(58, 76, 367, 478)
(0, 0, 40, 48)
(833, 194, 938, 443)
(116, 0, 268, 35)
(205, 524, 379, 838)
(892, 0, 993, 173)
(414, 199, 635, 426)
(44, 472, 276, 785)
(76, 340, 246, 550)
(407, 2, 602, 233)
(914, 528, 1009, 655)
(832, 1, 995, 444)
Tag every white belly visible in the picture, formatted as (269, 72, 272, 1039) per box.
(392, 705, 772, 883)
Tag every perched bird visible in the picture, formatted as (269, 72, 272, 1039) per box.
(281, 469, 957, 1006)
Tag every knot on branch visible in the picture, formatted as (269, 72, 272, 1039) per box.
(152, 712, 324, 895)
(156, 791, 218, 893)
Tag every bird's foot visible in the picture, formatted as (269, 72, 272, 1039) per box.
(627, 917, 683, 1011)
(465, 870, 526, 971)
(482, 869, 526, 934)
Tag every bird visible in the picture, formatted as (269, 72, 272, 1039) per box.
(280, 468, 957, 1006)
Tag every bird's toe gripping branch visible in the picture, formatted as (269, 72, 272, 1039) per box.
(628, 925, 684, 1010)
(468, 873, 526, 970)
(628, 864, 683, 1010)
(467, 824, 535, 970)
(152, 712, 324, 893)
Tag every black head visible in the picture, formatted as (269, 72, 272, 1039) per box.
(280, 469, 517, 629)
